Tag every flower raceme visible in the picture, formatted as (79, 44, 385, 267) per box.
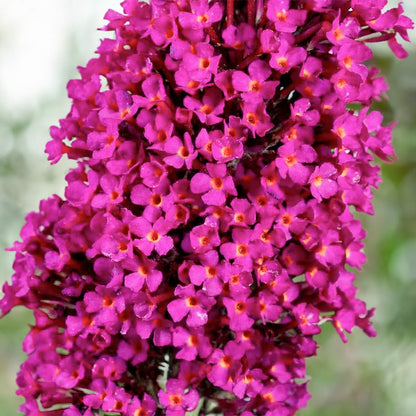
(1, 1, 413, 415)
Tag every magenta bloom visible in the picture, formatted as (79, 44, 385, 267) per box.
(1, 1, 413, 416)
(190, 163, 237, 206)
(184, 87, 224, 125)
(275, 141, 317, 184)
(241, 99, 273, 137)
(131, 216, 173, 256)
(158, 379, 199, 416)
(223, 291, 255, 331)
(309, 163, 339, 201)
(167, 284, 215, 327)
(163, 133, 197, 169)
(267, 0, 307, 32)
(232, 60, 279, 100)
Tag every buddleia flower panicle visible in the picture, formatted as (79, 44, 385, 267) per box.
(1, 1, 413, 415)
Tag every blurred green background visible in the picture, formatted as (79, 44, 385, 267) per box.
(0, 1, 415, 415)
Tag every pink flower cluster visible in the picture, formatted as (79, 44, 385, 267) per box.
(1, 1, 412, 416)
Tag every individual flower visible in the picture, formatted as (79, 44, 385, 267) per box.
(158, 379, 199, 416)
(190, 163, 237, 206)
(275, 141, 317, 184)
(167, 284, 215, 327)
(172, 326, 212, 361)
(163, 132, 198, 169)
(131, 216, 174, 256)
(241, 99, 273, 137)
(232, 60, 279, 100)
(309, 163, 339, 201)
(184, 87, 225, 125)
(267, 0, 307, 32)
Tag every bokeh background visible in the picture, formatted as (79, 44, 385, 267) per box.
(0, 1, 415, 415)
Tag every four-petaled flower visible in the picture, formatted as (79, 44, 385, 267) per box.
(190, 163, 237, 206)
(158, 379, 199, 416)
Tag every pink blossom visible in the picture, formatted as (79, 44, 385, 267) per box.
(190, 163, 237, 206)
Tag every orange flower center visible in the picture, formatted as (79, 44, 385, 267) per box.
(175, 207, 187, 221)
(246, 112, 258, 126)
(157, 130, 167, 142)
(187, 80, 200, 89)
(265, 174, 278, 186)
(169, 394, 182, 406)
(114, 400, 124, 411)
(230, 274, 240, 285)
(343, 56, 353, 68)
(150, 193, 163, 206)
(236, 243, 249, 257)
(285, 154, 297, 167)
(336, 127, 346, 138)
(303, 86, 314, 97)
(242, 330, 252, 341)
(221, 146, 233, 158)
(228, 128, 237, 138)
(106, 135, 115, 146)
(317, 245, 327, 256)
(185, 296, 199, 308)
(187, 334, 199, 347)
(299, 314, 309, 326)
(177, 146, 190, 159)
(82, 315, 93, 327)
(199, 57, 210, 70)
(260, 230, 271, 243)
(334, 28, 343, 41)
(205, 266, 217, 278)
(153, 167, 163, 177)
(263, 392, 275, 403)
(165, 28, 174, 39)
(198, 235, 210, 246)
(120, 108, 130, 118)
(258, 265, 267, 275)
(197, 13, 209, 23)
(257, 195, 268, 206)
(281, 213, 292, 226)
(102, 296, 114, 308)
(234, 301, 246, 314)
(249, 80, 262, 92)
(138, 265, 150, 277)
(146, 230, 161, 243)
(313, 174, 323, 187)
(301, 69, 311, 79)
(276, 10, 287, 21)
(110, 190, 120, 201)
(234, 212, 245, 223)
(244, 374, 254, 383)
(134, 407, 147, 416)
(200, 104, 213, 115)
(284, 255, 293, 265)
(337, 78, 347, 89)
(219, 355, 232, 368)
(210, 177, 223, 190)
(288, 127, 298, 140)
(277, 56, 289, 68)
(118, 242, 128, 252)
